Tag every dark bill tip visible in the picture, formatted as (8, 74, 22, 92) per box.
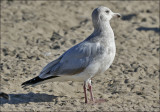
(117, 14, 121, 18)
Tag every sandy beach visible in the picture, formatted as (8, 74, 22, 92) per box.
(0, 1, 159, 111)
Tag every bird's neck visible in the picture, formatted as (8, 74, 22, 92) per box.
(93, 21, 113, 35)
(85, 20, 115, 42)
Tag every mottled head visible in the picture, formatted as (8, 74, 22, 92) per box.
(92, 6, 121, 28)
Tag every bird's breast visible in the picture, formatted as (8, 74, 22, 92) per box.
(97, 41, 116, 73)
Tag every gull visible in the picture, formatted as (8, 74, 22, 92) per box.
(22, 6, 121, 103)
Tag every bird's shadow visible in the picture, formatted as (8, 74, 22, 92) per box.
(136, 27, 160, 34)
(0, 92, 61, 105)
(121, 14, 137, 21)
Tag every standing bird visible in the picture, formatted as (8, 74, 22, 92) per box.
(22, 6, 121, 103)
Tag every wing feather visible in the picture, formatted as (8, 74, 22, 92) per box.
(39, 41, 102, 79)
(51, 42, 102, 76)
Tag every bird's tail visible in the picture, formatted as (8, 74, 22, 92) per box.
(21, 76, 59, 88)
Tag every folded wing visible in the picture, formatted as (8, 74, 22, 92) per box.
(39, 41, 103, 79)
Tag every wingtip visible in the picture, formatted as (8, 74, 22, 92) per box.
(0, 92, 10, 100)
(21, 81, 31, 88)
(21, 80, 31, 88)
(21, 76, 59, 88)
(21, 84, 27, 88)
(21, 76, 42, 88)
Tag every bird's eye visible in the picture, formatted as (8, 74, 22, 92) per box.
(105, 10, 109, 13)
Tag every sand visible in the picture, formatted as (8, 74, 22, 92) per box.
(0, 1, 159, 111)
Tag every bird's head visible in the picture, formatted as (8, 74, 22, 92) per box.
(92, 6, 121, 27)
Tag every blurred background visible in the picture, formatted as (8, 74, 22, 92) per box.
(1, 0, 159, 111)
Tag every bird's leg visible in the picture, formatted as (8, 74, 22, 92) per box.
(88, 80, 106, 104)
(83, 81, 88, 103)
(88, 79, 94, 102)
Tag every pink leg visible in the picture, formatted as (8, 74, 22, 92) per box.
(83, 82, 88, 103)
(88, 80, 106, 104)
(88, 80, 94, 102)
